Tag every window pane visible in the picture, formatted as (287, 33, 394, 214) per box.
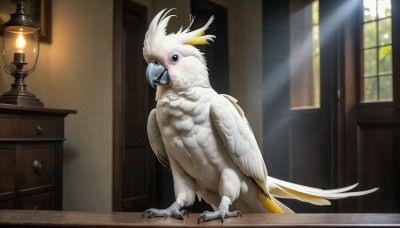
(379, 75, 393, 100)
(361, 0, 393, 103)
(313, 26, 320, 53)
(364, 49, 377, 76)
(313, 25, 320, 107)
(312, 0, 319, 24)
(364, 77, 378, 101)
(378, 18, 392, 45)
(363, 22, 377, 48)
(290, 0, 320, 109)
(377, 0, 391, 18)
(364, 0, 377, 21)
(378, 46, 392, 74)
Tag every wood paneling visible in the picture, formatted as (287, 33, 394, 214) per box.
(355, 123, 400, 212)
(0, 147, 16, 195)
(122, 148, 149, 211)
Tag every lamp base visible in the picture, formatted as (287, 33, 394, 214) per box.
(0, 90, 44, 107)
(0, 70, 44, 107)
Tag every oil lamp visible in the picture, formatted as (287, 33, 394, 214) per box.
(0, 1, 43, 107)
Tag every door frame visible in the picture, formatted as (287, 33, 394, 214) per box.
(112, 0, 123, 211)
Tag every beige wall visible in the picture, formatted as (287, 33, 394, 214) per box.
(0, 0, 262, 211)
(49, 0, 113, 211)
(0, 0, 114, 211)
(50, 0, 113, 211)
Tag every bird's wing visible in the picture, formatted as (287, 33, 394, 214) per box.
(147, 108, 170, 170)
(210, 95, 287, 213)
(210, 94, 267, 184)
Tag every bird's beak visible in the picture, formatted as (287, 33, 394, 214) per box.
(146, 61, 170, 89)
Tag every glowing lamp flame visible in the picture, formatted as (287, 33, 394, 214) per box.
(16, 34, 26, 52)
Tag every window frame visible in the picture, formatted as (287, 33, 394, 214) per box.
(289, 0, 321, 110)
(358, 0, 398, 106)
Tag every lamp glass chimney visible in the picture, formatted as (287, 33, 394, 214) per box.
(3, 25, 39, 72)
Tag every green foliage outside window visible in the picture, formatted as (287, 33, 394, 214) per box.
(362, 0, 393, 102)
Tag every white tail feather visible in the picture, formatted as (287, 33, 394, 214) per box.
(268, 176, 379, 206)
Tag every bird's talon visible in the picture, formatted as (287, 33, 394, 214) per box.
(142, 209, 153, 218)
(181, 210, 189, 217)
(197, 208, 242, 223)
(197, 213, 206, 224)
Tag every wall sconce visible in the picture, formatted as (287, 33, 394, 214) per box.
(0, 1, 43, 107)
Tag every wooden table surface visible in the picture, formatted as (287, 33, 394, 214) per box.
(0, 210, 400, 227)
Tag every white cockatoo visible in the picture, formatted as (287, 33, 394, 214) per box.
(142, 9, 378, 223)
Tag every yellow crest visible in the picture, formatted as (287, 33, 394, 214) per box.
(185, 31, 211, 45)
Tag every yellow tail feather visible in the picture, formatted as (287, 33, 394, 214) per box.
(253, 178, 284, 213)
(258, 192, 284, 213)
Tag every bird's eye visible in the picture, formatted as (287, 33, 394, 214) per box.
(169, 53, 180, 64)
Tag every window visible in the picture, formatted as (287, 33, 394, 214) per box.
(362, 0, 393, 102)
(290, 0, 320, 109)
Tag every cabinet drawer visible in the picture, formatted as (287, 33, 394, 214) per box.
(19, 144, 54, 190)
(0, 147, 16, 194)
(17, 118, 61, 138)
(0, 117, 16, 138)
(20, 191, 54, 210)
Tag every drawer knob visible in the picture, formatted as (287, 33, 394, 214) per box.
(36, 124, 44, 135)
(33, 160, 42, 173)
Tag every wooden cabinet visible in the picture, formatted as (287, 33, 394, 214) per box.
(0, 104, 75, 210)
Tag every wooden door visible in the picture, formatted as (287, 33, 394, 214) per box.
(262, 1, 341, 213)
(113, 0, 153, 211)
(338, 0, 400, 212)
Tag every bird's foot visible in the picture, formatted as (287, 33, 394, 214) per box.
(142, 202, 188, 220)
(142, 208, 188, 219)
(198, 209, 241, 223)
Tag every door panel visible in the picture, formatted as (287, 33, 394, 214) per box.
(289, 113, 332, 186)
(122, 148, 149, 211)
(356, 124, 400, 212)
(341, 112, 400, 213)
(113, 0, 152, 212)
